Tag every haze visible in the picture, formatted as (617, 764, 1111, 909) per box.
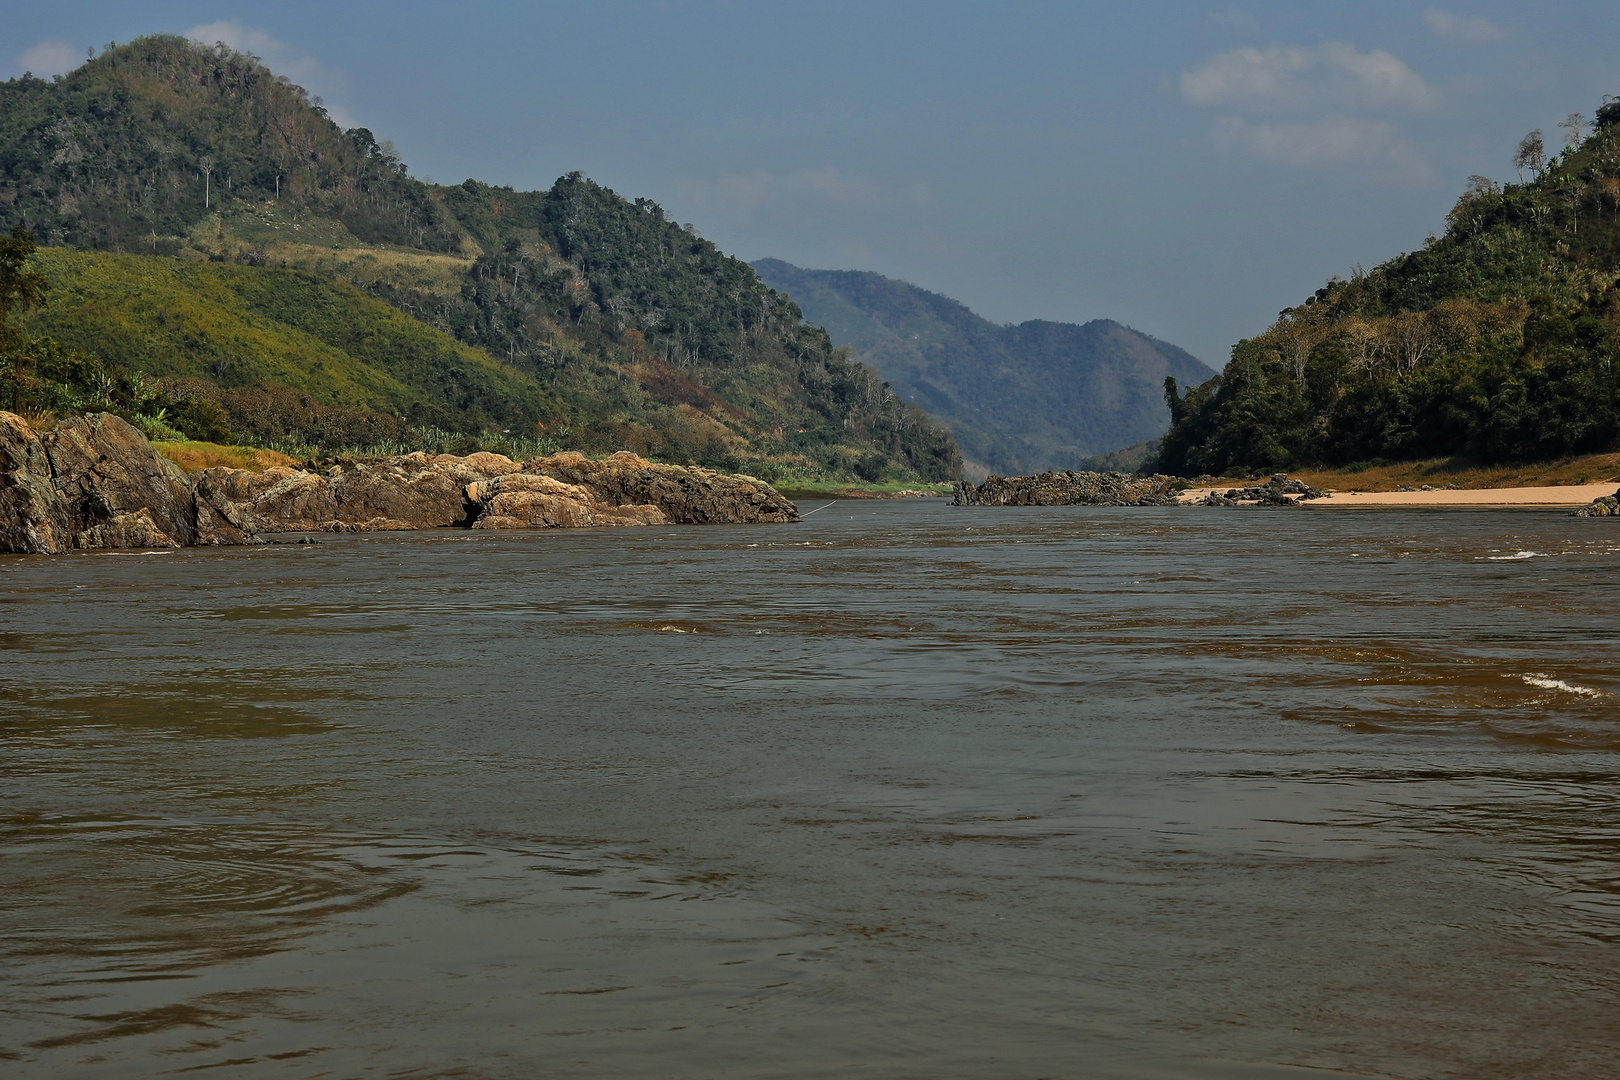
(8, 0, 1618, 364)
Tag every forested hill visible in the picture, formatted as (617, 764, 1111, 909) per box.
(1160, 100, 1620, 476)
(0, 36, 959, 482)
(751, 259, 1214, 477)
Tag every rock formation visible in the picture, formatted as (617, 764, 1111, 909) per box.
(1, 411, 256, 553)
(1572, 490, 1620, 517)
(209, 449, 798, 533)
(1, 414, 801, 554)
(1196, 474, 1330, 507)
(953, 470, 1181, 507)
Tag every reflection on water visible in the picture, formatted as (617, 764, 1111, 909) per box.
(3, 504, 1619, 1078)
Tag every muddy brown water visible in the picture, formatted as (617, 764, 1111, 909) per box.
(3, 501, 1619, 1079)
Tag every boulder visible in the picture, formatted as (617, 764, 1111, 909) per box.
(466, 472, 667, 529)
(518, 450, 800, 524)
(44, 412, 202, 547)
(1573, 491, 1620, 517)
(1202, 473, 1330, 508)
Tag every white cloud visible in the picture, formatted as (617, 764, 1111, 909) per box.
(1424, 10, 1508, 46)
(1181, 42, 1435, 113)
(15, 38, 82, 78)
(1211, 116, 1434, 184)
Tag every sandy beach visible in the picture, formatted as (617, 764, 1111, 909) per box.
(1178, 482, 1619, 508)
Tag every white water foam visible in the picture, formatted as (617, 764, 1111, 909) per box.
(1482, 550, 1551, 561)
(1521, 674, 1603, 697)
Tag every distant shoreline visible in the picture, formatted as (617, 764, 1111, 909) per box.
(1177, 483, 1618, 509)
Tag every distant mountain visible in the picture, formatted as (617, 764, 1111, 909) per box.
(750, 259, 1215, 477)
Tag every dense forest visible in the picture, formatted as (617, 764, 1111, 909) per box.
(0, 36, 958, 481)
(755, 259, 1213, 476)
(1159, 101, 1620, 476)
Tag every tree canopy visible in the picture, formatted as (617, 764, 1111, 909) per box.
(1159, 95, 1620, 475)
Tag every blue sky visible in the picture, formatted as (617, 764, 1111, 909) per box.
(6, 1, 1619, 365)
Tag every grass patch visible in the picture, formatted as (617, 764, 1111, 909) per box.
(774, 479, 954, 500)
(154, 440, 297, 473)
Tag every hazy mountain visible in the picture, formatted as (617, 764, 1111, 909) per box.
(751, 259, 1215, 477)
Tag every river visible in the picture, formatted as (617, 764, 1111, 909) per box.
(3, 501, 1618, 1078)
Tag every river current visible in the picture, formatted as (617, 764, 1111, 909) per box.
(3, 501, 1619, 1078)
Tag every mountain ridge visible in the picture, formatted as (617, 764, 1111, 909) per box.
(750, 258, 1214, 477)
(0, 36, 959, 482)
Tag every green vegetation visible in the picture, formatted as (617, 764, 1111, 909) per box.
(773, 479, 952, 500)
(152, 439, 295, 473)
(751, 259, 1214, 476)
(0, 35, 453, 253)
(1160, 100, 1620, 476)
(17, 247, 556, 442)
(0, 36, 960, 482)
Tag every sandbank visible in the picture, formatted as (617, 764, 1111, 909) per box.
(1178, 483, 1617, 508)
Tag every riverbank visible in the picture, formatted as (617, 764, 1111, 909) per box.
(1177, 481, 1618, 509)
(0, 412, 799, 554)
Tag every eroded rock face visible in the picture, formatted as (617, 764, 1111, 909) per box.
(45, 413, 206, 547)
(0, 412, 258, 553)
(0, 412, 71, 554)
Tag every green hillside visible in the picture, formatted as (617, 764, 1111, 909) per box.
(1160, 101, 1620, 476)
(0, 36, 959, 481)
(19, 247, 554, 442)
(0, 35, 452, 253)
(751, 259, 1214, 477)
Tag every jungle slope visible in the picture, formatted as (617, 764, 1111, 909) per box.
(1159, 101, 1620, 477)
(0, 36, 959, 482)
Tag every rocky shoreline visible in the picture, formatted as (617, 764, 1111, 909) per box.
(0, 411, 799, 554)
(953, 471, 1181, 507)
(1193, 474, 1330, 507)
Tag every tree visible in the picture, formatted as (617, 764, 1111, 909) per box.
(1514, 129, 1545, 181)
(0, 226, 51, 411)
(1560, 112, 1586, 149)
(199, 155, 215, 209)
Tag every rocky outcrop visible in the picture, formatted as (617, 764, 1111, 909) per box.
(466, 473, 666, 529)
(0, 411, 257, 554)
(2, 413, 800, 553)
(953, 470, 1181, 507)
(209, 449, 797, 533)
(1572, 490, 1620, 517)
(519, 451, 800, 524)
(1197, 473, 1329, 507)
